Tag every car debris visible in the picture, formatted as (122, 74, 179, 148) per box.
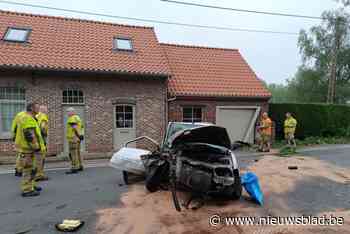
(110, 137, 156, 184)
(110, 146, 151, 174)
(55, 219, 84, 232)
(288, 166, 298, 170)
(111, 122, 246, 211)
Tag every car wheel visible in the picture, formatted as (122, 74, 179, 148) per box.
(122, 171, 129, 185)
(225, 169, 242, 200)
(231, 172, 242, 200)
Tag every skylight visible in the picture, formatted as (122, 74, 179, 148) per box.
(114, 38, 133, 51)
(3, 27, 31, 42)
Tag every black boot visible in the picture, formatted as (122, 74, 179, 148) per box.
(22, 190, 40, 197)
(34, 186, 42, 192)
(15, 169, 22, 177)
(34, 176, 49, 182)
(65, 169, 79, 174)
(77, 166, 84, 172)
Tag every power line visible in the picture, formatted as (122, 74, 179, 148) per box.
(0, 0, 298, 35)
(161, 0, 323, 20)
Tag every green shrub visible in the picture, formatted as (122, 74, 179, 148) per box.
(279, 145, 296, 156)
(269, 103, 350, 140)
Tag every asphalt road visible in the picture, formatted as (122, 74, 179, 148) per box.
(300, 145, 350, 168)
(0, 167, 126, 234)
(0, 145, 349, 234)
(238, 145, 350, 215)
(237, 145, 350, 170)
(276, 145, 350, 215)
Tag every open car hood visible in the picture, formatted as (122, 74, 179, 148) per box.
(169, 125, 231, 149)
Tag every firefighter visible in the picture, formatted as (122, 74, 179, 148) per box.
(284, 112, 297, 150)
(65, 107, 84, 174)
(258, 112, 272, 152)
(34, 105, 49, 181)
(11, 111, 26, 177)
(16, 103, 46, 197)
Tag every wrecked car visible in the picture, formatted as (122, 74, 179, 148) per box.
(110, 122, 242, 211)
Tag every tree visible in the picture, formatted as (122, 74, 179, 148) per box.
(267, 83, 291, 103)
(337, 0, 350, 6)
(287, 68, 328, 103)
(298, 4, 350, 104)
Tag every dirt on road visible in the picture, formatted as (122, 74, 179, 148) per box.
(95, 155, 350, 234)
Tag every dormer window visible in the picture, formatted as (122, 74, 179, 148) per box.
(113, 38, 133, 51)
(3, 27, 31, 42)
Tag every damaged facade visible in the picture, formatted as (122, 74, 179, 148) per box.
(0, 10, 270, 155)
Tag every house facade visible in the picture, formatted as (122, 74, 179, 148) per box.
(0, 10, 169, 155)
(162, 44, 271, 143)
(0, 10, 270, 156)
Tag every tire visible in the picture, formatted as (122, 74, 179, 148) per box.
(145, 171, 161, 192)
(122, 171, 129, 185)
(145, 162, 169, 192)
(231, 169, 242, 200)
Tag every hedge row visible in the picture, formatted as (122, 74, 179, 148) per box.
(269, 103, 350, 140)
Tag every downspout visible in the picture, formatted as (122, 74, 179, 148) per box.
(167, 95, 177, 125)
(165, 77, 170, 132)
(168, 96, 176, 102)
(164, 75, 176, 139)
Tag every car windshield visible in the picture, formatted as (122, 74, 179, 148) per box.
(164, 123, 204, 147)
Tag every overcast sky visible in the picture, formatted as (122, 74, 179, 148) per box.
(0, 0, 341, 84)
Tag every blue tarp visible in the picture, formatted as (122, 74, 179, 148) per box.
(241, 172, 264, 205)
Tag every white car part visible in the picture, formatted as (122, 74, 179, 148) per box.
(109, 147, 151, 174)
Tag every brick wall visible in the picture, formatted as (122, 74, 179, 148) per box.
(168, 97, 269, 123)
(0, 71, 167, 155)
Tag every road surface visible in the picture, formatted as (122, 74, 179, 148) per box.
(0, 166, 126, 234)
(0, 145, 349, 234)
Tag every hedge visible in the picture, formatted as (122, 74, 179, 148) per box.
(269, 103, 350, 140)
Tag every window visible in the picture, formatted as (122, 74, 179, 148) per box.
(0, 87, 26, 138)
(62, 89, 84, 104)
(113, 38, 133, 51)
(3, 27, 31, 42)
(116, 105, 134, 128)
(182, 107, 202, 123)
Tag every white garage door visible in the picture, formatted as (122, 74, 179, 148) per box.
(216, 106, 260, 143)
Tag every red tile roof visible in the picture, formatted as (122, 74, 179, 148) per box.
(0, 10, 170, 76)
(161, 43, 271, 98)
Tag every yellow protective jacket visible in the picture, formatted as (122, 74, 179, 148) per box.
(36, 112, 49, 137)
(284, 117, 297, 134)
(66, 114, 84, 142)
(15, 112, 46, 154)
(11, 111, 26, 140)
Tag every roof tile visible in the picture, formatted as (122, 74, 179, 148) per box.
(161, 43, 271, 98)
(0, 10, 170, 76)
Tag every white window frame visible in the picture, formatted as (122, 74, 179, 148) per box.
(182, 106, 203, 123)
(115, 104, 134, 129)
(62, 88, 84, 105)
(0, 88, 26, 139)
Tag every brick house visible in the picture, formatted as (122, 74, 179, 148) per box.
(0, 10, 169, 155)
(161, 44, 271, 143)
(0, 10, 270, 155)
